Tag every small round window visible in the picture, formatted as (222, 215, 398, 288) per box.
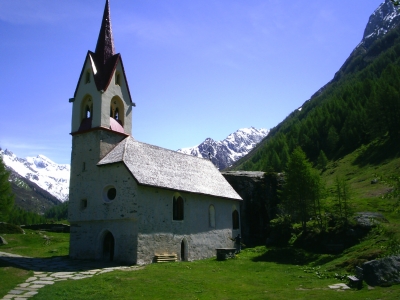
(103, 185, 117, 202)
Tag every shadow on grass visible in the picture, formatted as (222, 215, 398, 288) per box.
(353, 136, 400, 167)
(251, 247, 334, 266)
(0, 254, 125, 272)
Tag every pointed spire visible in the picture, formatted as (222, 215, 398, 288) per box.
(95, 0, 115, 66)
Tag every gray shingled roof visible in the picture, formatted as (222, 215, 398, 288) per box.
(98, 137, 242, 200)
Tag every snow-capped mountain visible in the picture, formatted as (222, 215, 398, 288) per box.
(312, 0, 400, 99)
(177, 127, 269, 170)
(359, 0, 400, 49)
(1, 149, 70, 202)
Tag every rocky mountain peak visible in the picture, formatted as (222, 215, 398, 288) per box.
(359, 0, 400, 49)
(177, 127, 269, 170)
(0, 149, 70, 202)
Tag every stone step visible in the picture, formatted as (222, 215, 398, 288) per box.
(154, 254, 177, 263)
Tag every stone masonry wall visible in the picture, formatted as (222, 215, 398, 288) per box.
(222, 171, 282, 245)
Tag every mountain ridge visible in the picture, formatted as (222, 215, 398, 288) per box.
(177, 127, 269, 170)
(0, 149, 70, 203)
(230, 0, 400, 171)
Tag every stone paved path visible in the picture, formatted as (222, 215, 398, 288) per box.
(0, 251, 142, 299)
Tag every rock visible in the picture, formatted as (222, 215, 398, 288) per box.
(354, 212, 388, 229)
(0, 236, 8, 245)
(371, 178, 379, 184)
(362, 256, 400, 286)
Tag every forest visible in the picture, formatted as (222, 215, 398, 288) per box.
(234, 25, 400, 173)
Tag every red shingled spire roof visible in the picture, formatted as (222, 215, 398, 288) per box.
(95, 0, 115, 66)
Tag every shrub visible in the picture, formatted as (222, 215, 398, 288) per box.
(0, 222, 23, 234)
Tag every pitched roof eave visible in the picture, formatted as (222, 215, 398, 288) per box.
(97, 137, 242, 201)
(73, 51, 93, 98)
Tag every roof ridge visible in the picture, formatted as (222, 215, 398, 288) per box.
(128, 138, 215, 162)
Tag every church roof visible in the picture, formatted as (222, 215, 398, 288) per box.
(98, 137, 242, 201)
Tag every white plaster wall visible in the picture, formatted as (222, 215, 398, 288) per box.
(69, 219, 138, 264)
(102, 62, 133, 136)
(72, 57, 133, 135)
(72, 58, 101, 133)
(69, 131, 241, 265)
(69, 132, 138, 263)
(134, 185, 240, 264)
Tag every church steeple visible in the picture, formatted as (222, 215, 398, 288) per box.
(95, 0, 115, 66)
(71, 0, 133, 137)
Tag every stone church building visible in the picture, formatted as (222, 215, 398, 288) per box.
(68, 0, 242, 265)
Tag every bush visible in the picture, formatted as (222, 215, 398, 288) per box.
(0, 222, 23, 234)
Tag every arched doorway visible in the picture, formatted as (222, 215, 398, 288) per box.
(103, 231, 115, 261)
(181, 239, 187, 261)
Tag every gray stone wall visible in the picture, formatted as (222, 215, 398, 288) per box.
(222, 171, 282, 245)
(135, 186, 239, 264)
(69, 132, 239, 264)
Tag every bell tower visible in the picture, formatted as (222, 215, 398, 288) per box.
(68, 0, 134, 226)
(69, 0, 134, 138)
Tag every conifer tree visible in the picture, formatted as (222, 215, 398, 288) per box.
(317, 150, 328, 170)
(282, 147, 324, 230)
(0, 155, 14, 221)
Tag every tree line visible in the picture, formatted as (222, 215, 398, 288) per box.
(237, 25, 400, 173)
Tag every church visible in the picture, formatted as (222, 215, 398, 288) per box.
(68, 0, 242, 265)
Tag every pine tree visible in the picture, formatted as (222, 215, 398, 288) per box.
(282, 147, 324, 231)
(317, 150, 328, 170)
(0, 155, 14, 222)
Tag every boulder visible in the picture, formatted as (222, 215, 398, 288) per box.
(354, 212, 388, 229)
(0, 236, 7, 245)
(362, 256, 400, 286)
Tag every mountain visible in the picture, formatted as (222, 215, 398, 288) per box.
(313, 0, 400, 98)
(177, 127, 269, 170)
(1, 149, 69, 205)
(231, 0, 400, 172)
(361, 0, 400, 49)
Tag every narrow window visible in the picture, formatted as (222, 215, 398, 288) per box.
(209, 205, 215, 228)
(232, 210, 239, 229)
(115, 107, 119, 121)
(85, 71, 91, 84)
(173, 196, 184, 220)
(82, 162, 86, 171)
(115, 73, 121, 85)
(85, 106, 91, 118)
(80, 199, 88, 210)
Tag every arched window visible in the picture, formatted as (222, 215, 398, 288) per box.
(209, 205, 215, 228)
(232, 209, 239, 229)
(78, 96, 93, 131)
(110, 97, 124, 126)
(173, 195, 184, 221)
(85, 105, 91, 118)
(115, 107, 119, 121)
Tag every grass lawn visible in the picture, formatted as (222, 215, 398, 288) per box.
(0, 230, 69, 298)
(29, 247, 400, 300)
(0, 230, 70, 258)
(0, 260, 31, 298)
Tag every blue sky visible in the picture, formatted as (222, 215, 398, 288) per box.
(0, 0, 384, 164)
